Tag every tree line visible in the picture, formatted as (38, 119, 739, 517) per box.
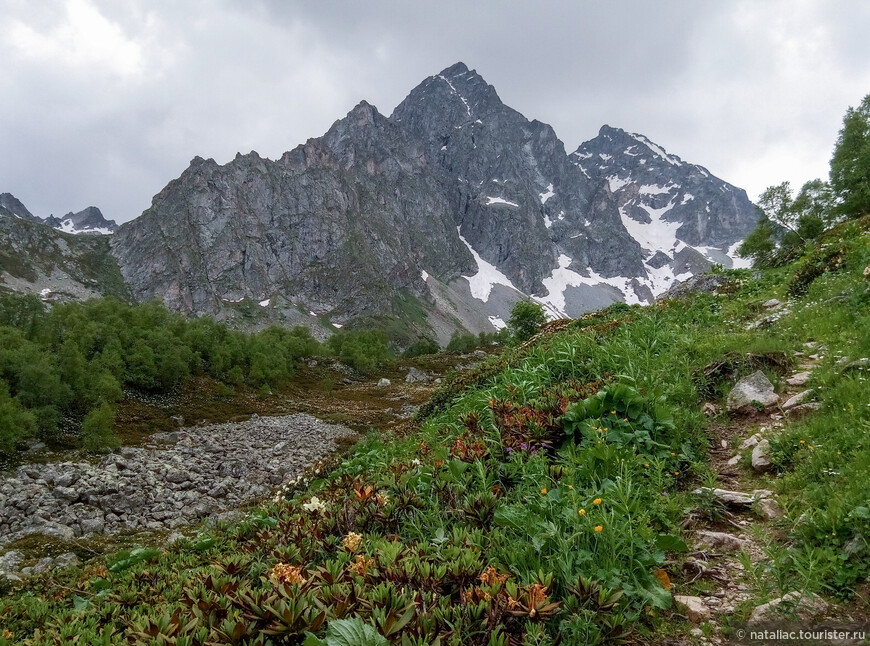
(740, 93, 870, 266)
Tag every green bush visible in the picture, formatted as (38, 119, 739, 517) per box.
(80, 402, 119, 452)
(326, 329, 392, 374)
(401, 337, 441, 358)
(508, 300, 547, 343)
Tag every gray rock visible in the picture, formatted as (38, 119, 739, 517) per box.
(80, 517, 105, 535)
(33, 557, 55, 574)
(751, 439, 773, 473)
(29, 521, 74, 541)
(165, 470, 189, 484)
(695, 530, 746, 551)
(152, 431, 179, 444)
(693, 487, 771, 506)
(0, 550, 24, 573)
(739, 433, 762, 450)
(786, 371, 811, 386)
(727, 371, 779, 413)
(749, 592, 828, 623)
(377, 378, 391, 387)
(53, 486, 80, 502)
(762, 298, 782, 309)
(755, 498, 783, 520)
(405, 367, 431, 383)
(54, 552, 80, 569)
(782, 389, 813, 410)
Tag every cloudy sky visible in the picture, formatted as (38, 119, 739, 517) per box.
(3, 0, 870, 223)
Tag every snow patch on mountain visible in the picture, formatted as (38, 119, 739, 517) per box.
(630, 133, 682, 166)
(539, 184, 555, 204)
(485, 196, 519, 207)
(457, 227, 519, 302)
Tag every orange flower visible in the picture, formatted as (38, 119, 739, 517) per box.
(674, 471, 680, 476)
(269, 563, 306, 585)
(342, 532, 363, 553)
(594, 525, 604, 532)
(479, 566, 509, 586)
(541, 488, 548, 494)
(593, 498, 602, 505)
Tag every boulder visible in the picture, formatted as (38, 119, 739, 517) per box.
(405, 367, 432, 383)
(751, 439, 772, 473)
(739, 433, 762, 450)
(377, 378, 391, 387)
(0, 550, 24, 574)
(755, 498, 783, 520)
(673, 595, 712, 622)
(727, 371, 779, 413)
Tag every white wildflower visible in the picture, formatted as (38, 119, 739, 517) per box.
(302, 496, 327, 513)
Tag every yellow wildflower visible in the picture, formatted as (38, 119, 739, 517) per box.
(578, 509, 586, 516)
(593, 498, 602, 505)
(541, 488, 547, 494)
(594, 525, 604, 532)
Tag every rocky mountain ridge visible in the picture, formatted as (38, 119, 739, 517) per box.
(0, 193, 118, 235)
(4, 64, 759, 342)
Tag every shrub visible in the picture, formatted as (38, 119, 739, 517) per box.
(508, 300, 547, 343)
(80, 402, 119, 452)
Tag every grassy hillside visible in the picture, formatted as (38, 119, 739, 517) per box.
(1, 218, 869, 644)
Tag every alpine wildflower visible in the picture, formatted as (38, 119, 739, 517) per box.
(593, 498, 602, 506)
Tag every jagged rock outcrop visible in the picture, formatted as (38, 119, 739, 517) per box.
(110, 101, 476, 338)
(5, 63, 759, 342)
(44, 206, 118, 235)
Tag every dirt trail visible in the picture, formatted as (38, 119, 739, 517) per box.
(671, 349, 826, 642)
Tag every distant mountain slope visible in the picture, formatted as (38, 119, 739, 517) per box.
(107, 62, 759, 342)
(0, 213, 128, 302)
(0, 193, 118, 235)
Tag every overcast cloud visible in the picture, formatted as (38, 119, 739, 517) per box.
(3, 0, 870, 223)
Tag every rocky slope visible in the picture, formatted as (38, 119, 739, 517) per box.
(0, 211, 128, 301)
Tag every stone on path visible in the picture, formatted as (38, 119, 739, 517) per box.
(751, 439, 772, 473)
(782, 390, 813, 410)
(377, 378, 391, 387)
(695, 530, 746, 552)
(674, 595, 712, 622)
(727, 371, 779, 413)
(786, 371, 811, 386)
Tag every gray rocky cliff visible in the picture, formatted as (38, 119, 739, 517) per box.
(106, 63, 761, 340)
(111, 101, 475, 339)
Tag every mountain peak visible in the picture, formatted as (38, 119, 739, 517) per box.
(440, 61, 470, 77)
